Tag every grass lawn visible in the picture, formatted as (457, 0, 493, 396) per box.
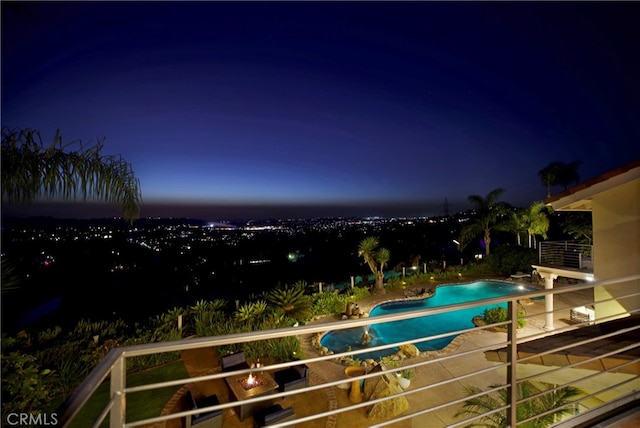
(68, 360, 189, 427)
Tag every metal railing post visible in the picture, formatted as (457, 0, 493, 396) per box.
(110, 355, 126, 428)
(579, 252, 583, 269)
(538, 244, 542, 264)
(506, 299, 518, 428)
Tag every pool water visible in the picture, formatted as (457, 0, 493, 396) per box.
(320, 281, 538, 360)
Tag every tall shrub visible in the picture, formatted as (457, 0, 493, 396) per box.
(485, 245, 537, 275)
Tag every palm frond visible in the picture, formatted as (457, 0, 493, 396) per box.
(2, 127, 141, 223)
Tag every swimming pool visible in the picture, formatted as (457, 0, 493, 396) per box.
(320, 280, 538, 360)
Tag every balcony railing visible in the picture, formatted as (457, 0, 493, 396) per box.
(57, 275, 639, 428)
(538, 241, 594, 272)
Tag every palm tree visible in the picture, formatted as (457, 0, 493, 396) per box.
(556, 160, 581, 190)
(455, 380, 584, 427)
(358, 236, 390, 294)
(538, 161, 581, 198)
(499, 202, 551, 249)
(460, 188, 508, 256)
(525, 202, 551, 249)
(538, 162, 560, 198)
(1, 127, 141, 223)
(504, 208, 529, 246)
(2, 127, 142, 295)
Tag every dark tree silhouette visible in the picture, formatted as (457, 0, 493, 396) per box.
(538, 161, 582, 197)
(460, 188, 509, 256)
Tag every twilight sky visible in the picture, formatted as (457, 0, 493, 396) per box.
(2, 1, 639, 221)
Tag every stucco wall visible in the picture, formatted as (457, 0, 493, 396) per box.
(592, 177, 640, 320)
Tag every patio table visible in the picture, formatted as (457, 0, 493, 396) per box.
(224, 371, 279, 421)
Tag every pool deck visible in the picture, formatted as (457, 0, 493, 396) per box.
(175, 277, 638, 428)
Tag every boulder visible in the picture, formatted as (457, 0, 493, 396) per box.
(345, 302, 355, 315)
(399, 344, 420, 358)
(364, 364, 409, 419)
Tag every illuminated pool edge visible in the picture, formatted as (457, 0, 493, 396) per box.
(319, 280, 539, 361)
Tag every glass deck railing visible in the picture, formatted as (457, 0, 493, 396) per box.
(57, 275, 639, 428)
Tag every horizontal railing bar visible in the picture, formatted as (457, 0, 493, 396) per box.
(80, 275, 640, 361)
(517, 324, 640, 364)
(91, 391, 116, 428)
(134, 347, 504, 427)
(496, 358, 640, 428)
(127, 318, 515, 397)
(552, 390, 640, 428)
(57, 349, 121, 427)
(410, 363, 506, 393)
(387, 321, 512, 355)
(126, 390, 280, 427)
(401, 340, 511, 369)
(591, 292, 640, 309)
(59, 274, 640, 427)
(518, 398, 579, 426)
(514, 306, 639, 346)
(133, 338, 516, 428)
(519, 350, 640, 385)
(521, 291, 640, 321)
(445, 404, 510, 428)
(515, 357, 640, 414)
(125, 354, 638, 428)
(123, 334, 639, 426)
(127, 320, 506, 394)
(372, 385, 511, 428)
(536, 380, 640, 428)
(134, 328, 636, 426)
(591, 306, 640, 325)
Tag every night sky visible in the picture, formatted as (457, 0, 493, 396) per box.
(2, 1, 639, 221)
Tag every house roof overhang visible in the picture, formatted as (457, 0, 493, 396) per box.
(545, 159, 640, 212)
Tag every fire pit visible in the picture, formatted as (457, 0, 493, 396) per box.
(238, 373, 265, 390)
(225, 371, 280, 421)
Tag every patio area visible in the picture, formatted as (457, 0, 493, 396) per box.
(165, 281, 637, 428)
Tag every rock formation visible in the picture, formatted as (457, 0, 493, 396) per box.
(363, 364, 409, 419)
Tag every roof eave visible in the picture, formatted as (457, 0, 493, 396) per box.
(545, 159, 640, 212)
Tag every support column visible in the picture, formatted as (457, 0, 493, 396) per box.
(537, 272, 558, 330)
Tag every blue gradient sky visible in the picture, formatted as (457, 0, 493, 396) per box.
(2, 1, 639, 220)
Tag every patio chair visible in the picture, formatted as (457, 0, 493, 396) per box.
(253, 404, 295, 427)
(274, 364, 308, 394)
(185, 391, 222, 428)
(221, 351, 250, 372)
